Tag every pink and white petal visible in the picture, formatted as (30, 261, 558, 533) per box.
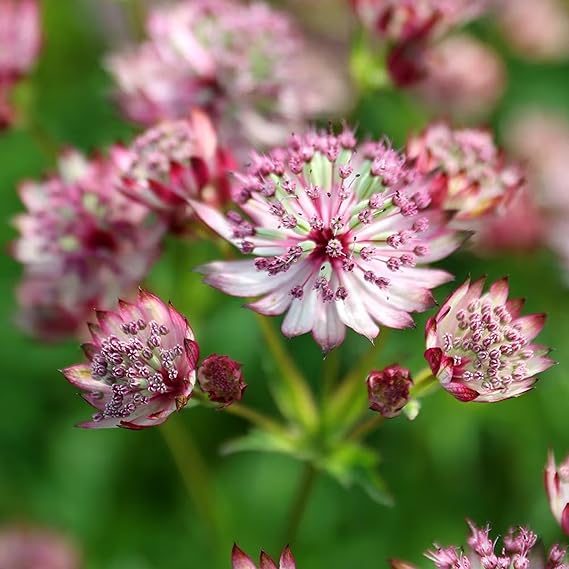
(505, 298, 525, 319)
(118, 299, 145, 323)
(545, 450, 559, 505)
(488, 277, 510, 305)
(279, 547, 296, 569)
(62, 364, 112, 393)
(312, 299, 346, 353)
(515, 313, 547, 341)
(78, 416, 123, 429)
(442, 381, 480, 402)
(561, 504, 569, 536)
(167, 302, 193, 340)
(396, 267, 454, 289)
(138, 289, 171, 322)
(282, 276, 319, 338)
(260, 552, 278, 569)
(525, 356, 556, 375)
(188, 199, 237, 243)
(232, 545, 257, 569)
(336, 273, 380, 340)
(95, 310, 127, 337)
(417, 232, 464, 263)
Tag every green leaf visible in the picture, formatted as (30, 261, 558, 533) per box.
(220, 428, 300, 458)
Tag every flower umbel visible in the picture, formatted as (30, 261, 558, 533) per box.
(367, 365, 413, 418)
(545, 450, 569, 535)
(198, 354, 246, 406)
(194, 126, 461, 352)
(62, 290, 199, 429)
(425, 277, 555, 402)
(232, 544, 296, 569)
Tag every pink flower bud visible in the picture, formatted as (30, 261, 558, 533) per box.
(232, 544, 296, 569)
(545, 451, 569, 536)
(198, 354, 246, 406)
(367, 364, 413, 418)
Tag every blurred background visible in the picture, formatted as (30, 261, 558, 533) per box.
(2, 0, 569, 567)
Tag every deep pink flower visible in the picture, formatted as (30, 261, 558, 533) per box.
(232, 544, 296, 569)
(117, 110, 234, 231)
(0, 526, 80, 569)
(62, 290, 199, 429)
(193, 126, 461, 352)
(198, 354, 246, 407)
(11, 149, 164, 341)
(407, 122, 524, 227)
(367, 364, 413, 417)
(425, 277, 555, 403)
(107, 0, 346, 151)
(545, 450, 569, 536)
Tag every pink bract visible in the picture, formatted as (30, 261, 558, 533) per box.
(545, 450, 569, 535)
(62, 290, 199, 429)
(232, 544, 296, 569)
(367, 364, 413, 418)
(425, 277, 554, 402)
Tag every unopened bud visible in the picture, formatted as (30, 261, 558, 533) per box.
(198, 354, 246, 407)
(367, 365, 413, 418)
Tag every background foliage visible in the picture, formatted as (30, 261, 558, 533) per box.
(2, 1, 569, 567)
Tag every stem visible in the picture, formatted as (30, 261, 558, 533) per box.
(411, 368, 438, 398)
(283, 463, 317, 544)
(349, 414, 384, 441)
(224, 402, 288, 436)
(127, 0, 147, 40)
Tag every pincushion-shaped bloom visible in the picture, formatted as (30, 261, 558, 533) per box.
(232, 545, 296, 569)
(545, 451, 569, 535)
(11, 149, 164, 341)
(407, 122, 524, 227)
(367, 365, 413, 417)
(117, 110, 234, 231)
(351, 0, 488, 86)
(0, 526, 80, 569)
(193, 126, 462, 352)
(107, 0, 347, 151)
(62, 290, 199, 429)
(198, 354, 246, 406)
(425, 277, 554, 402)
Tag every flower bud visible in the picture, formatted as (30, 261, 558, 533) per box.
(198, 354, 246, 406)
(367, 365, 413, 418)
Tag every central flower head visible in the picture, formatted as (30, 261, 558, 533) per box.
(194, 126, 462, 352)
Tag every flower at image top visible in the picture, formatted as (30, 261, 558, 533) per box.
(62, 290, 199, 429)
(107, 0, 347, 150)
(425, 277, 555, 402)
(11, 149, 164, 341)
(232, 544, 296, 569)
(193, 126, 462, 352)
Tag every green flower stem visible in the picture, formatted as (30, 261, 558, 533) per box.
(350, 31, 392, 93)
(255, 315, 319, 430)
(411, 368, 438, 398)
(349, 414, 384, 441)
(223, 402, 289, 437)
(126, 0, 147, 40)
(283, 462, 318, 544)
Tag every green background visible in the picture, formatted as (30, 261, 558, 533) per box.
(2, 1, 569, 567)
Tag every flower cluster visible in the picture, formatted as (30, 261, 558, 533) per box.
(62, 290, 199, 429)
(198, 354, 246, 407)
(0, 0, 41, 128)
(107, 0, 345, 153)
(194, 125, 462, 352)
(425, 278, 554, 402)
(232, 545, 296, 569)
(11, 149, 164, 341)
(367, 364, 413, 418)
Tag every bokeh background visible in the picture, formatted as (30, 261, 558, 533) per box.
(2, 1, 569, 567)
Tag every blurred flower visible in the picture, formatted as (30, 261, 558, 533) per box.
(198, 354, 246, 407)
(367, 364, 413, 418)
(11, 148, 164, 341)
(62, 290, 199, 429)
(417, 34, 506, 121)
(545, 450, 569, 535)
(351, 0, 488, 87)
(0, 0, 41, 128)
(0, 526, 80, 569)
(193, 126, 462, 352)
(497, 0, 569, 62)
(232, 544, 296, 569)
(117, 110, 234, 231)
(107, 0, 349, 152)
(425, 277, 554, 402)
(407, 122, 523, 229)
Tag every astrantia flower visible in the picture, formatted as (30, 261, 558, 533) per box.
(0, 0, 41, 127)
(198, 354, 246, 406)
(11, 149, 164, 341)
(545, 450, 569, 535)
(407, 122, 524, 227)
(0, 526, 80, 569)
(232, 544, 296, 569)
(193, 126, 462, 352)
(425, 277, 555, 402)
(367, 364, 413, 418)
(117, 110, 234, 231)
(107, 0, 347, 151)
(62, 290, 199, 429)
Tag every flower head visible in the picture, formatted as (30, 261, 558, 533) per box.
(545, 450, 569, 535)
(367, 364, 413, 417)
(198, 354, 246, 406)
(118, 110, 234, 231)
(11, 148, 164, 341)
(62, 290, 199, 429)
(232, 544, 296, 569)
(193, 126, 461, 352)
(0, 526, 80, 569)
(425, 277, 555, 402)
(407, 122, 524, 226)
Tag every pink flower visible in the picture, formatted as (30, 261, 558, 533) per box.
(62, 290, 199, 429)
(117, 110, 234, 231)
(107, 0, 347, 151)
(0, 526, 80, 569)
(198, 354, 246, 407)
(232, 544, 296, 569)
(367, 364, 413, 418)
(193, 126, 461, 352)
(425, 277, 555, 402)
(11, 149, 164, 341)
(407, 122, 524, 227)
(417, 34, 506, 120)
(545, 450, 569, 535)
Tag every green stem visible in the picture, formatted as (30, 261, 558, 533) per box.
(223, 402, 288, 436)
(349, 414, 384, 441)
(283, 463, 317, 544)
(411, 368, 438, 398)
(127, 0, 147, 40)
